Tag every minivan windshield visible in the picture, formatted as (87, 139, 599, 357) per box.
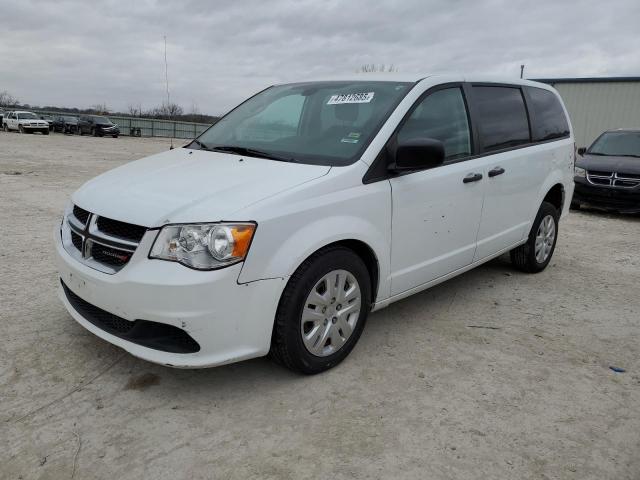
(190, 81, 413, 166)
(589, 131, 640, 158)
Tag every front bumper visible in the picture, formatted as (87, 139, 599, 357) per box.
(54, 225, 286, 368)
(98, 126, 120, 135)
(573, 178, 640, 213)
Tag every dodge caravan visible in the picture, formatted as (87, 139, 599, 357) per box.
(55, 74, 574, 374)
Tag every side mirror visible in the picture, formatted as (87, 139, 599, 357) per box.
(577, 147, 586, 156)
(390, 137, 445, 172)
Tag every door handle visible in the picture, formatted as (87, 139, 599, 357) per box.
(488, 166, 505, 177)
(463, 173, 483, 183)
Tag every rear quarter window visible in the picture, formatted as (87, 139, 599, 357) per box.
(526, 87, 570, 141)
(472, 86, 530, 152)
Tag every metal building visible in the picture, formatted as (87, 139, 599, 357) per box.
(535, 77, 640, 148)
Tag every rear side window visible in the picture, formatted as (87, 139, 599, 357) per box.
(397, 88, 471, 161)
(526, 87, 570, 141)
(473, 86, 530, 152)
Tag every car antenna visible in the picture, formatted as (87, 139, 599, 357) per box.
(164, 35, 174, 150)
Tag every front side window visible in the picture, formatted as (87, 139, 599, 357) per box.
(473, 86, 530, 152)
(526, 87, 570, 141)
(191, 81, 413, 166)
(589, 131, 640, 157)
(397, 87, 471, 161)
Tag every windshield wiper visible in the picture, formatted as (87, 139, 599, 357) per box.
(210, 145, 296, 163)
(190, 139, 210, 150)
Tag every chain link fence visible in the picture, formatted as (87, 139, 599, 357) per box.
(30, 109, 212, 139)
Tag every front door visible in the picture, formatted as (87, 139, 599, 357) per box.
(390, 86, 484, 295)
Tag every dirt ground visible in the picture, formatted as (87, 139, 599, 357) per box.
(1, 131, 639, 480)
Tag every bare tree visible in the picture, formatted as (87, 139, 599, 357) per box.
(91, 102, 110, 114)
(0, 90, 19, 107)
(146, 102, 184, 119)
(358, 64, 397, 73)
(127, 103, 143, 117)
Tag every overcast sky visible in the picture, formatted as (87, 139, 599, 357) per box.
(1, 0, 639, 115)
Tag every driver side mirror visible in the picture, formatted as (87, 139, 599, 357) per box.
(389, 137, 445, 172)
(577, 147, 586, 156)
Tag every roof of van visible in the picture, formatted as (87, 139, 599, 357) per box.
(282, 73, 553, 88)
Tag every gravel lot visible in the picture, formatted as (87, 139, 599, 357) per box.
(1, 132, 639, 480)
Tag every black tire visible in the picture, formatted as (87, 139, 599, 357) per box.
(19, 125, 25, 134)
(510, 201, 559, 273)
(570, 200, 580, 210)
(3, 124, 7, 132)
(270, 246, 372, 374)
(43, 129, 49, 135)
(91, 127, 96, 136)
(113, 135, 118, 138)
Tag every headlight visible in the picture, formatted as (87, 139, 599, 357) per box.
(149, 222, 256, 270)
(574, 166, 586, 178)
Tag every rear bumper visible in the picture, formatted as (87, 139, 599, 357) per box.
(54, 225, 286, 368)
(573, 179, 640, 213)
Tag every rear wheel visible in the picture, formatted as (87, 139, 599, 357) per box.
(510, 201, 559, 273)
(270, 246, 371, 374)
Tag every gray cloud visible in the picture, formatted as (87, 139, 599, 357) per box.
(1, 0, 638, 115)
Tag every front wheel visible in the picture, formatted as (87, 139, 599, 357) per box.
(510, 201, 559, 273)
(19, 125, 25, 134)
(270, 246, 371, 374)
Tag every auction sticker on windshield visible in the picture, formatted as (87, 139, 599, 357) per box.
(327, 92, 374, 104)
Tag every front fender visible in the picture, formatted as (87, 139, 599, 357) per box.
(237, 177, 392, 303)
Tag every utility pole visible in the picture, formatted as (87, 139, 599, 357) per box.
(520, 64, 525, 79)
(164, 35, 174, 149)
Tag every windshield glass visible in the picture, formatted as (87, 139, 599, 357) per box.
(92, 116, 111, 123)
(589, 131, 640, 157)
(191, 81, 413, 166)
(64, 116, 76, 122)
(18, 112, 38, 119)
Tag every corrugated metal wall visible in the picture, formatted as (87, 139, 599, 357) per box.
(548, 81, 640, 148)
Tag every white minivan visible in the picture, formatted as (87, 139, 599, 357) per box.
(55, 74, 574, 374)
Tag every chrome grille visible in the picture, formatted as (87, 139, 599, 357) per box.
(587, 171, 640, 189)
(61, 205, 147, 274)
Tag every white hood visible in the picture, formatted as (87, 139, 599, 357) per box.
(72, 148, 331, 227)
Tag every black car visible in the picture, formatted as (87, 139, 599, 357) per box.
(52, 115, 79, 134)
(40, 115, 55, 131)
(573, 129, 640, 213)
(78, 115, 120, 137)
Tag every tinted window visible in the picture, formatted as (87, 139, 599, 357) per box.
(527, 87, 569, 141)
(397, 88, 471, 161)
(473, 86, 530, 152)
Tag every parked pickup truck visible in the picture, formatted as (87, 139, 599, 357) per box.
(3, 111, 50, 134)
